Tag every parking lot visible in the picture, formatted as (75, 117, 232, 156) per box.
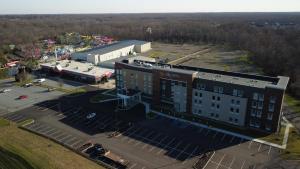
(0, 80, 64, 114)
(1, 92, 285, 169)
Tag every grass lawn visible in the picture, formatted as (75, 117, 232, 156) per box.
(285, 94, 300, 114)
(282, 128, 300, 160)
(0, 118, 103, 169)
(258, 125, 286, 145)
(39, 84, 87, 94)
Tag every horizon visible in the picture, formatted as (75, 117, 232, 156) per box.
(1, 0, 300, 14)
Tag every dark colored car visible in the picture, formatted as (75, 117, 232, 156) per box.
(85, 144, 106, 158)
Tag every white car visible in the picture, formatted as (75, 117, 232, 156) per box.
(0, 89, 12, 93)
(86, 113, 96, 119)
(34, 78, 46, 83)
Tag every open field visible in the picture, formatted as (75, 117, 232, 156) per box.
(144, 43, 260, 74)
(0, 118, 103, 169)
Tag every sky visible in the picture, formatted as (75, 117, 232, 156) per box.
(0, 0, 300, 14)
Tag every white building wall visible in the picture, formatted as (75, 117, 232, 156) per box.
(192, 89, 248, 126)
(98, 45, 135, 63)
(134, 43, 151, 53)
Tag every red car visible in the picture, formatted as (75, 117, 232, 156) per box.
(18, 95, 28, 100)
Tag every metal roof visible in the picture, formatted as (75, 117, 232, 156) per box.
(75, 40, 149, 56)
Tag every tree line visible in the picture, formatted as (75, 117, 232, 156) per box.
(0, 13, 300, 96)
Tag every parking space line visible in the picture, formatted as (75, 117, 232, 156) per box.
(216, 154, 226, 169)
(53, 132, 66, 140)
(241, 160, 246, 169)
(44, 128, 57, 135)
(167, 140, 182, 155)
(66, 137, 79, 145)
(258, 144, 262, 152)
(202, 151, 215, 169)
(175, 143, 190, 159)
(39, 126, 53, 133)
(128, 163, 137, 169)
(228, 156, 235, 169)
(121, 128, 141, 141)
(143, 133, 162, 149)
(157, 138, 175, 155)
(148, 135, 168, 152)
(71, 139, 83, 147)
(268, 146, 272, 155)
(128, 129, 149, 143)
(182, 146, 199, 164)
(248, 140, 253, 149)
(49, 130, 61, 137)
(134, 131, 155, 146)
(58, 134, 71, 142)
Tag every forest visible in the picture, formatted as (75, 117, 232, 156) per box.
(0, 13, 300, 96)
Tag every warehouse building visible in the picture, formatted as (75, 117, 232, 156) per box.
(115, 59, 289, 133)
(41, 60, 114, 83)
(71, 40, 151, 65)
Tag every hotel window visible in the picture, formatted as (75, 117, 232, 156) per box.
(216, 104, 220, 109)
(252, 101, 257, 108)
(267, 113, 273, 120)
(257, 110, 262, 118)
(199, 100, 202, 104)
(233, 89, 243, 97)
(194, 99, 198, 104)
(198, 84, 206, 90)
(195, 92, 198, 97)
(212, 96, 215, 100)
(217, 96, 221, 101)
(229, 117, 233, 122)
(269, 103, 275, 112)
(236, 100, 240, 105)
(214, 86, 223, 94)
(255, 121, 261, 128)
(211, 113, 214, 117)
(230, 107, 234, 113)
(198, 109, 202, 114)
(211, 103, 215, 107)
(236, 108, 240, 114)
(258, 101, 263, 109)
(233, 89, 238, 96)
(251, 109, 256, 116)
(216, 114, 219, 118)
(234, 119, 238, 124)
(253, 93, 258, 100)
(270, 96, 276, 104)
(231, 99, 235, 104)
(199, 93, 203, 97)
(258, 94, 264, 101)
(250, 119, 255, 127)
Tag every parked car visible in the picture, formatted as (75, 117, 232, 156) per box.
(18, 95, 28, 100)
(23, 83, 33, 87)
(85, 144, 106, 158)
(34, 78, 46, 83)
(86, 113, 96, 119)
(0, 89, 12, 93)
